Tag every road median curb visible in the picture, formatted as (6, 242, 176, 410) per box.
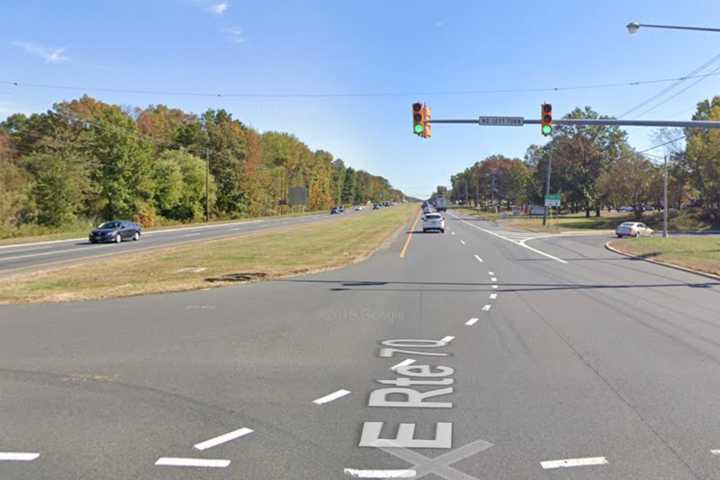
(604, 241, 720, 282)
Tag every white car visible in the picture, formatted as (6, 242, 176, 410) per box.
(422, 213, 445, 233)
(616, 221, 654, 238)
(353, 206, 363, 211)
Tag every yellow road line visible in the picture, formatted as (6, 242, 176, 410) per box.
(400, 210, 422, 258)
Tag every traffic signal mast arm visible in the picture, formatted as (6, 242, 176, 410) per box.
(427, 118, 720, 129)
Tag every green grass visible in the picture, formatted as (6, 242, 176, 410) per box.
(610, 236, 720, 277)
(0, 204, 416, 304)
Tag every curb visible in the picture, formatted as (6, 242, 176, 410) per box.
(604, 241, 720, 282)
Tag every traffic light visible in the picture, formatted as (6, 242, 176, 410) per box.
(412, 102, 432, 138)
(541, 103, 552, 136)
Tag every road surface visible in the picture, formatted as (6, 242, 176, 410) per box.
(0, 210, 364, 275)
(1, 209, 719, 479)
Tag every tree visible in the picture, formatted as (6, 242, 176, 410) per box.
(25, 153, 83, 226)
(596, 152, 662, 218)
(342, 167, 356, 204)
(687, 97, 720, 217)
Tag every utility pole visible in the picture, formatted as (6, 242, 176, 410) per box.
(543, 155, 552, 226)
(663, 154, 669, 238)
(205, 148, 210, 223)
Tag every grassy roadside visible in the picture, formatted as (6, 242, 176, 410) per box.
(454, 207, 718, 234)
(609, 237, 720, 278)
(0, 209, 328, 246)
(454, 208, 626, 233)
(0, 204, 416, 304)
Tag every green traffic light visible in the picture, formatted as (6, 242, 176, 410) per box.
(542, 124, 552, 136)
(414, 124, 424, 134)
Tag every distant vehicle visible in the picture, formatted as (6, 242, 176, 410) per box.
(529, 205, 546, 216)
(616, 222, 654, 238)
(354, 206, 363, 211)
(331, 207, 342, 214)
(373, 204, 381, 210)
(422, 213, 445, 233)
(89, 220, 142, 244)
(434, 197, 448, 212)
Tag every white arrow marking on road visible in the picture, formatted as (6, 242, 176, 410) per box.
(0, 452, 40, 461)
(540, 457, 608, 469)
(155, 457, 230, 468)
(482, 305, 492, 312)
(390, 359, 416, 371)
(344, 468, 416, 478)
(492, 285, 498, 289)
(460, 240, 466, 245)
(194, 427, 253, 451)
(490, 277, 497, 282)
(313, 389, 351, 405)
(488, 271, 495, 276)
(473, 255, 483, 263)
(711, 449, 720, 455)
(440, 336, 455, 344)
(465, 318, 479, 326)
(489, 293, 497, 300)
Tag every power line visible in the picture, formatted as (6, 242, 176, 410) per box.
(634, 64, 720, 118)
(637, 135, 686, 154)
(619, 51, 720, 118)
(5, 71, 720, 99)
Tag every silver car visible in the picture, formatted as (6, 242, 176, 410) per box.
(422, 213, 445, 233)
(616, 221, 654, 238)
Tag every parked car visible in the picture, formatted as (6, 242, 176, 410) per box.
(422, 213, 445, 233)
(89, 220, 142, 243)
(616, 221, 654, 238)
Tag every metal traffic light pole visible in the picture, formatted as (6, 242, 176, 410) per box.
(429, 118, 720, 129)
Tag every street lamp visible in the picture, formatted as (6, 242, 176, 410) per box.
(627, 21, 720, 34)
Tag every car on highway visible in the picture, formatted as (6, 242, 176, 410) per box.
(373, 204, 381, 210)
(330, 207, 343, 214)
(354, 206, 363, 211)
(616, 221, 654, 238)
(89, 220, 142, 243)
(422, 213, 445, 233)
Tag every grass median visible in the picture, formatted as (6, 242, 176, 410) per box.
(455, 208, 626, 233)
(0, 204, 416, 304)
(609, 236, 720, 278)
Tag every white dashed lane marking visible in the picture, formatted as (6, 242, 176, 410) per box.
(482, 305, 492, 312)
(460, 240, 466, 245)
(465, 318, 479, 326)
(390, 359, 416, 371)
(540, 457, 608, 469)
(0, 452, 40, 462)
(488, 271, 495, 276)
(490, 277, 497, 282)
(344, 468, 416, 478)
(313, 389, 351, 405)
(440, 336, 455, 344)
(474, 255, 483, 263)
(489, 293, 497, 300)
(492, 285, 498, 289)
(155, 457, 231, 468)
(194, 427, 253, 451)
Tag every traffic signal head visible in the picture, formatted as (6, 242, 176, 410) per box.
(412, 102, 431, 138)
(541, 103, 552, 136)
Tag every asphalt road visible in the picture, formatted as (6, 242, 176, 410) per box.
(1, 209, 720, 479)
(0, 210, 365, 274)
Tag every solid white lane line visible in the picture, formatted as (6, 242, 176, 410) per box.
(313, 389, 351, 405)
(489, 293, 497, 300)
(183, 233, 201, 237)
(488, 271, 495, 276)
(460, 240, 466, 245)
(490, 277, 497, 282)
(450, 212, 568, 264)
(194, 428, 254, 451)
(540, 457, 608, 469)
(0, 452, 40, 461)
(492, 285, 498, 289)
(482, 304, 492, 312)
(390, 359, 416, 371)
(473, 254, 483, 263)
(155, 457, 230, 468)
(465, 318, 479, 326)
(344, 468, 416, 478)
(440, 336, 455, 343)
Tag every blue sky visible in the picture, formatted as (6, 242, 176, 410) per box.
(3, 1, 720, 198)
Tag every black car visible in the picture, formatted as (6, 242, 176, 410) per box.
(89, 220, 142, 243)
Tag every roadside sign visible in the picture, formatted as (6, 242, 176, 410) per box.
(477, 116, 524, 127)
(288, 187, 308, 206)
(544, 193, 561, 207)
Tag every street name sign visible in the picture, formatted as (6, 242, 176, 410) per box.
(477, 116, 524, 127)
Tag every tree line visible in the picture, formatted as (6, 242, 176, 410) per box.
(444, 100, 720, 221)
(0, 95, 404, 230)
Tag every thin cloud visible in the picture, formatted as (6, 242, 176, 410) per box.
(12, 41, 68, 63)
(208, 2, 229, 14)
(223, 27, 246, 44)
